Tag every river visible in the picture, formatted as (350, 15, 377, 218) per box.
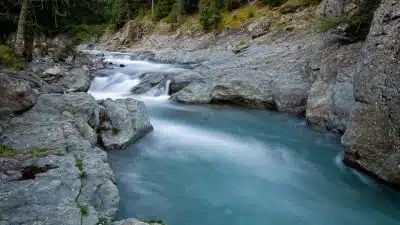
(88, 51, 400, 225)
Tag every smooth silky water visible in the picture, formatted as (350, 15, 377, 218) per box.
(88, 51, 400, 225)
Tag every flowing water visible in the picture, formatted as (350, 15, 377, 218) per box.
(88, 51, 400, 225)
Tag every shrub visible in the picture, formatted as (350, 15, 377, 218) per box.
(77, 203, 89, 217)
(154, 0, 176, 21)
(75, 158, 84, 171)
(316, 17, 344, 33)
(0, 45, 22, 69)
(199, 0, 221, 31)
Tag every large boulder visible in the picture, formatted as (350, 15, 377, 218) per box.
(0, 72, 37, 112)
(131, 72, 172, 96)
(341, 0, 400, 186)
(247, 18, 271, 39)
(98, 98, 153, 150)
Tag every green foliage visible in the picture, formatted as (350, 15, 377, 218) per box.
(199, 0, 221, 31)
(0, 45, 22, 69)
(112, 127, 121, 135)
(263, 0, 286, 6)
(31, 148, 50, 157)
(223, 0, 247, 11)
(316, 17, 344, 33)
(77, 203, 89, 217)
(140, 219, 167, 225)
(79, 171, 87, 180)
(168, 0, 185, 24)
(67, 24, 109, 42)
(75, 158, 84, 171)
(155, 0, 176, 21)
(0, 145, 16, 157)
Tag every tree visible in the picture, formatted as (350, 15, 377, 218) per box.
(14, 0, 29, 56)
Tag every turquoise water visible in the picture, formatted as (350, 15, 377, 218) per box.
(90, 52, 400, 225)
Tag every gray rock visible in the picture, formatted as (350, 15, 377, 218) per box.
(306, 42, 362, 133)
(0, 93, 118, 224)
(247, 18, 271, 39)
(99, 98, 153, 150)
(61, 68, 92, 92)
(0, 72, 37, 112)
(131, 72, 171, 95)
(341, 0, 400, 186)
(317, 0, 366, 19)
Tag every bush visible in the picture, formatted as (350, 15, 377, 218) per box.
(155, 0, 176, 21)
(68, 24, 109, 42)
(0, 45, 22, 69)
(199, 0, 221, 31)
(263, 0, 286, 6)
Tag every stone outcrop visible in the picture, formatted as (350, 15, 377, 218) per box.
(98, 98, 153, 150)
(342, 0, 400, 186)
(305, 41, 362, 133)
(0, 92, 119, 224)
(317, 0, 367, 18)
(0, 72, 37, 112)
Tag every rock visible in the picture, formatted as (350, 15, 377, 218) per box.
(99, 98, 153, 150)
(306, 42, 362, 133)
(0, 93, 118, 224)
(232, 42, 250, 54)
(43, 65, 62, 76)
(341, 0, 400, 186)
(119, 64, 125, 67)
(0, 72, 37, 112)
(61, 68, 92, 92)
(169, 70, 202, 94)
(247, 18, 271, 39)
(131, 72, 171, 95)
(317, 0, 365, 19)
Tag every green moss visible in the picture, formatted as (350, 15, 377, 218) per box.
(140, 219, 167, 225)
(0, 44, 23, 69)
(0, 145, 16, 157)
(77, 203, 89, 217)
(31, 148, 50, 157)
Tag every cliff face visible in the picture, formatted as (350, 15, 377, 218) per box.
(342, 0, 400, 186)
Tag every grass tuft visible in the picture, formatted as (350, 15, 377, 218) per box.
(75, 158, 83, 171)
(31, 148, 50, 157)
(0, 145, 16, 157)
(77, 203, 89, 217)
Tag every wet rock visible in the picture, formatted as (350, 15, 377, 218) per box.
(341, 0, 400, 186)
(131, 72, 171, 95)
(98, 98, 153, 150)
(0, 72, 37, 112)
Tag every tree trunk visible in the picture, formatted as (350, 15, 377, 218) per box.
(152, 0, 155, 18)
(14, 0, 29, 56)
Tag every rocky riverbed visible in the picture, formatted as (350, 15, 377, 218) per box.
(0, 52, 155, 225)
(94, 0, 400, 187)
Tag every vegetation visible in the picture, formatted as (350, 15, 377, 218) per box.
(0, 145, 17, 157)
(0, 45, 22, 69)
(75, 158, 84, 171)
(31, 148, 50, 157)
(77, 203, 89, 217)
(112, 127, 121, 135)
